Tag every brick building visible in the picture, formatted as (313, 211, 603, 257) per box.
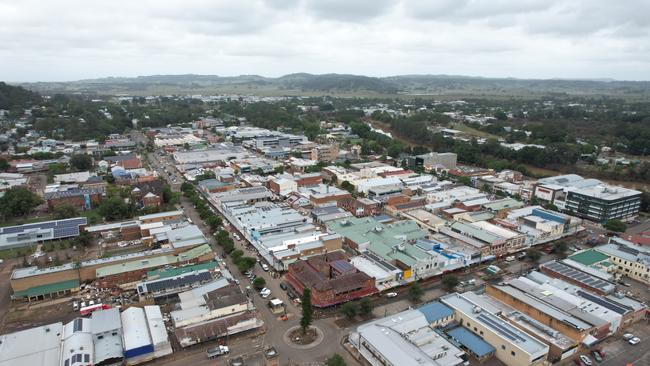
(285, 252, 377, 307)
(337, 197, 381, 217)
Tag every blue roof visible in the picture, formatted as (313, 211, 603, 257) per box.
(417, 302, 454, 324)
(447, 327, 495, 358)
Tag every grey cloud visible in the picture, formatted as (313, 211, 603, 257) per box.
(302, 0, 397, 22)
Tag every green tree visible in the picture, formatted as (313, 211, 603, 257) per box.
(0, 187, 43, 219)
(526, 248, 542, 263)
(70, 154, 93, 171)
(442, 275, 460, 292)
(0, 157, 9, 172)
(52, 203, 79, 219)
(300, 288, 313, 334)
(340, 180, 354, 194)
(325, 354, 347, 366)
(603, 219, 627, 232)
(98, 196, 130, 221)
(230, 249, 244, 262)
(74, 231, 92, 248)
(553, 241, 569, 257)
(252, 277, 266, 290)
(409, 284, 423, 302)
(162, 185, 173, 204)
(340, 301, 358, 320)
(359, 297, 372, 316)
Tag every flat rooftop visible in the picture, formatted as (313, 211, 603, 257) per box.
(441, 292, 549, 356)
(0, 322, 63, 366)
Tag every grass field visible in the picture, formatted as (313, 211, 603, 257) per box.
(450, 122, 499, 139)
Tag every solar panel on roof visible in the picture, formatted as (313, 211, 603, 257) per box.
(141, 271, 212, 294)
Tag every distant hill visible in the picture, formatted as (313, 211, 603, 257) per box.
(0, 82, 41, 111)
(16, 73, 650, 99)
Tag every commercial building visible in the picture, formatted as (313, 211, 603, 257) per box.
(536, 174, 641, 222)
(310, 144, 339, 162)
(441, 292, 549, 366)
(349, 307, 466, 366)
(44, 184, 105, 210)
(91, 308, 124, 366)
(0, 322, 63, 366)
(447, 221, 526, 258)
(286, 252, 377, 307)
(172, 145, 249, 164)
(121, 307, 155, 365)
(596, 238, 650, 285)
(0, 217, 87, 250)
(564, 185, 641, 222)
(408, 152, 458, 170)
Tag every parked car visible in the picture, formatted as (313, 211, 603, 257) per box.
(591, 351, 603, 362)
(207, 345, 229, 358)
(505, 256, 515, 262)
(280, 282, 288, 291)
(629, 337, 641, 345)
(261, 263, 269, 272)
(623, 333, 635, 340)
(579, 355, 592, 366)
(386, 292, 398, 298)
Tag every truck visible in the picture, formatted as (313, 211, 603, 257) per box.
(207, 345, 229, 358)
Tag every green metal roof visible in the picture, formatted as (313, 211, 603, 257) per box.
(568, 249, 609, 266)
(13, 279, 80, 298)
(482, 198, 525, 211)
(97, 244, 213, 277)
(147, 260, 218, 279)
(328, 217, 428, 268)
(450, 222, 502, 244)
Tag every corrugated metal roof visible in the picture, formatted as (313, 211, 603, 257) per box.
(447, 327, 495, 357)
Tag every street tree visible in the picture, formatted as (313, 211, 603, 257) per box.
(442, 275, 460, 292)
(340, 301, 358, 320)
(359, 297, 372, 316)
(252, 277, 266, 290)
(409, 284, 423, 302)
(526, 248, 542, 263)
(300, 288, 313, 334)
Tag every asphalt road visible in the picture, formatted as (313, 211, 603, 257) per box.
(140, 139, 359, 366)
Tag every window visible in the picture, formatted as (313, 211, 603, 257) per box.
(511, 351, 516, 356)
(97, 335, 103, 339)
(84, 354, 90, 362)
(64, 360, 69, 366)
(480, 331, 484, 335)
(73, 318, 83, 332)
(501, 345, 506, 350)
(474, 327, 478, 332)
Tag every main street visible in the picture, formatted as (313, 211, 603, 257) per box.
(136, 133, 359, 365)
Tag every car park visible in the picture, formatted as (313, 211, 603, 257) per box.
(591, 351, 603, 362)
(579, 355, 592, 366)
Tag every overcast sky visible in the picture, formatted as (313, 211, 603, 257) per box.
(2, 0, 649, 82)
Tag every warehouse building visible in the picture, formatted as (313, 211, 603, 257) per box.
(0, 217, 87, 250)
(349, 307, 466, 366)
(441, 292, 549, 366)
(0, 322, 63, 366)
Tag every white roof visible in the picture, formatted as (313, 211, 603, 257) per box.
(144, 306, 169, 348)
(0, 322, 63, 366)
(121, 307, 152, 351)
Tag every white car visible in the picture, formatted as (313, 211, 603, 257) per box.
(623, 333, 635, 340)
(261, 263, 269, 272)
(505, 256, 515, 262)
(629, 337, 641, 345)
(386, 292, 398, 298)
(579, 355, 592, 366)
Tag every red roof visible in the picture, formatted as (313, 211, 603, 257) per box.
(621, 231, 650, 246)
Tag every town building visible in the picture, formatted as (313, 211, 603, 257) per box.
(441, 292, 549, 366)
(0, 217, 87, 250)
(349, 306, 466, 366)
(285, 252, 377, 307)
